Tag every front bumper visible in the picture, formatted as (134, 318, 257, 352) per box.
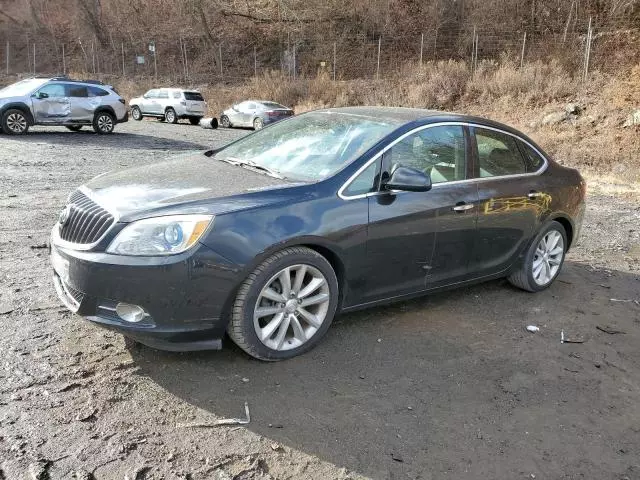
(50, 237, 241, 351)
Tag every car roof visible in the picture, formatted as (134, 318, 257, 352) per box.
(311, 106, 533, 140)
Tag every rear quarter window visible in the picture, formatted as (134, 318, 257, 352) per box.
(184, 92, 204, 101)
(518, 140, 546, 172)
(88, 86, 109, 97)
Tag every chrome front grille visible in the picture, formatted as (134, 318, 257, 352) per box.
(58, 190, 114, 245)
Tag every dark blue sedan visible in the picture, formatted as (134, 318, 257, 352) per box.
(50, 107, 586, 360)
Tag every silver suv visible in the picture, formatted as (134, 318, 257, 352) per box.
(0, 77, 128, 135)
(129, 88, 207, 124)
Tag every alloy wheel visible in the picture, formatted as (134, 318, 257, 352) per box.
(6, 112, 27, 134)
(132, 107, 142, 120)
(166, 109, 176, 123)
(254, 118, 263, 130)
(97, 114, 114, 133)
(253, 264, 330, 351)
(532, 230, 564, 286)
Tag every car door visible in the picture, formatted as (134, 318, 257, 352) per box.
(228, 102, 245, 125)
(64, 83, 92, 122)
(140, 89, 158, 114)
(470, 126, 548, 277)
(31, 83, 70, 123)
(156, 90, 170, 114)
(361, 124, 478, 303)
(239, 102, 258, 126)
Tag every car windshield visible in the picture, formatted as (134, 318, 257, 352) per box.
(215, 111, 397, 181)
(0, 78, 49, 97)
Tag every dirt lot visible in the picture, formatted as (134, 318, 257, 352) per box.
(1, 121, 639, 480)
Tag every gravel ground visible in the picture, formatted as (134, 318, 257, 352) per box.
(1, 120, 639, 480)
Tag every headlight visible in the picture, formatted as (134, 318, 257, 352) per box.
(106, 215, 213, 256)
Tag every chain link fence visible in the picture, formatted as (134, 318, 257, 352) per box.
(2, 25, 638, 84)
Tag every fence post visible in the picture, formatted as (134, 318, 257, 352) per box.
(520, 32, 527, 69)
(5, 41, 9, 75)
(419, 33, 424, 66)
(333, 41, 336, 81)
(582, 17, 593, 82)
(376, 37, 381, 80)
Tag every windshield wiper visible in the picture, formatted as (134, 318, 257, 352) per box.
(221, 157, 285, 180)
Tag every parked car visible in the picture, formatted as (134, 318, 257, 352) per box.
(220, 100, 294, 130)
(129, 88, 206, 124)
(0, 77, 127, 135)
(50, 107, 585, 361)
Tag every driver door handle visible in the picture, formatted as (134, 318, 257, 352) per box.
(527, 191, 544, 199)
(452, 202, 474, 212)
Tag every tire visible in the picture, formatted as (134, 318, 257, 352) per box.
(220, 115, 231, 128)
(253, 117, 264, 130)
(66, 125, 82, 131)
(2, 109, 29, 135)
(508, 220, 567, 292)
(131, 106, 143, 121)
(228, 246, 339, 361)
(189, 117, 202, 125)
(92, 111, 115, 134)
(165, 108, 177, 124)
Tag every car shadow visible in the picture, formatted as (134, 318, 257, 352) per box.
(7, 130, 209, 151)
(128, 261, 640, 478)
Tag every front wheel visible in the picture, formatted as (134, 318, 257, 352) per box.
(165, 108, 177, 124)
(228, 247, 339, 361)
(92, 112, 115, 134)
(508, 221, 567, 292)
(2, 109, 29, 135)
(131, 106, 143, 121)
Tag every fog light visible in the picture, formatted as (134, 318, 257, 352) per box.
(115, 303, 146, 323)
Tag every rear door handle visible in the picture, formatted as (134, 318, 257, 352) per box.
(452, 203, 474, 212)
(528, 191, 544, 199)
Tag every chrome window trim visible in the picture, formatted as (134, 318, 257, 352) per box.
(337, 121, 549, 200)
(51, 185, 120, 251)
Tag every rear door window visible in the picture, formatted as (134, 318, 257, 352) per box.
(172, 91, 181, 99)
(65, 84, 89, 97)
(473, 128, 527, 178)
(157, 90, 169, 99)
(184, 91, 204, 101)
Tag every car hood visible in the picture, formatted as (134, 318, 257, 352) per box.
(82, 153, 295, 221)
(0, 95, 26, 104)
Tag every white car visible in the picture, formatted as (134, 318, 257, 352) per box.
(129, 88, 207, 125)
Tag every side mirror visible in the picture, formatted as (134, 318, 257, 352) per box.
(383, 165, 432, 192)
(142, 94, 148, 99)
(232, 105, 239, 111)
(36, 92, 49, 99)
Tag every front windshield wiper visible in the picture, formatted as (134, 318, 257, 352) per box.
(220, 157, 285, 180)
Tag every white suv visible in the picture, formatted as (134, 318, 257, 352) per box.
(129, 88, 207, 125)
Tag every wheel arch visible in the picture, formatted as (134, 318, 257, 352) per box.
(94, 105, 116, 118)
(547, 213, 574, 250)
(1, 103, 35, 125)
(217, 238, 348, 327)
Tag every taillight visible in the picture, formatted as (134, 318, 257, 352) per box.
(118, 98, 125, 104)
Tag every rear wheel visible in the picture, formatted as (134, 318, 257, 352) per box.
(66, 125, 82, 132)
(2, 109, 29, 135)
(131, 106, 143, 121)
(189, 117, 202, 125)
(92, 111, 115, 134)
(165, 108, 177, 124)
(253, 117, 264, 130)
(220, 115, 231, 128)
(228, 247, 339, 361)
(508, 221, 567, 292)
